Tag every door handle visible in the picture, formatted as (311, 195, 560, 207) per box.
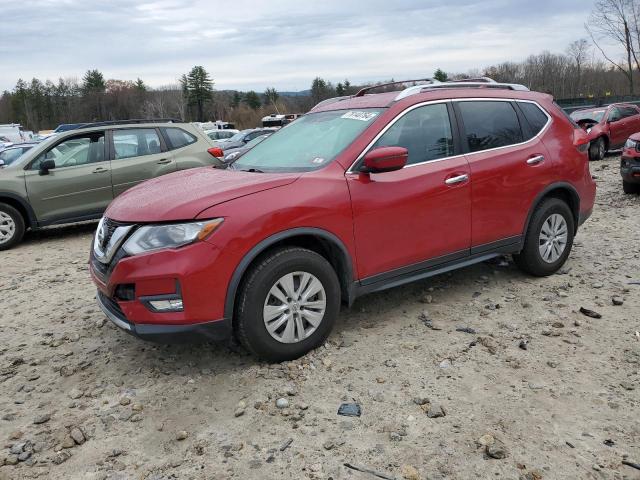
(527, 155, 545, 165)
(445, 174, 469, 185)
(93, 167, 109, 173)
(156, 158, 172, 165)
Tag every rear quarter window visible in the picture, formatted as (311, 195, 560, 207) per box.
(162, 128, 197, 150)
(518, 102, 550, 138)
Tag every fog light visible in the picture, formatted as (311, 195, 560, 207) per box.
(149, 298, 183, 312)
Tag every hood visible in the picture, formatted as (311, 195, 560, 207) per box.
(105, 166, 300, 222)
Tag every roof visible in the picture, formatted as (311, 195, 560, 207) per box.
(310, 87, 549, 114)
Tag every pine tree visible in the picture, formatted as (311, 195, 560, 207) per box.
(181, 66, 214, 121)
(433, 69, 449, 82)
(243, 91, 261, 110)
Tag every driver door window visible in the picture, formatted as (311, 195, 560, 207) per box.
(371, 103, 454, 165)
(33, 132, 105, 169)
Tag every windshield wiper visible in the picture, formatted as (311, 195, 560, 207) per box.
(239, 168, 264, 173)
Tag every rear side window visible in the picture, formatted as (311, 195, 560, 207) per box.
(518, 102, 549, 136)
(458, 101, 523, 153)
(162, 128, 196, 150)
(113, 128, 162, 159)
(619, 106, 638, 118)
(372, 103, 454, 165)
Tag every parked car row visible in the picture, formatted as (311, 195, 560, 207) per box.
(0, 120, 222, 250)
(570, 102, 640, 193)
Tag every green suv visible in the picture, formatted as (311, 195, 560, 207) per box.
(0, 120, 222, 250)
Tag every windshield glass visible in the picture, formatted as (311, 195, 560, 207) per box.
(245, 134, 270, 148)
(571, 109, 605, 123)
(233, 109, 383, 172)
(228, 131, 249, 142)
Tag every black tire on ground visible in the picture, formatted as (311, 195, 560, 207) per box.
(235, 247, 341, 362)
(513, 198, 575, 277)
(622, 180, 640, 194)
(589, 137, 606, 161)
(0, 202, 25, 251)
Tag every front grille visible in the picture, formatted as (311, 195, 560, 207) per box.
(92, 217, 134, 282)
(102, 217, 128, 247)
(91, 247, 129, 283)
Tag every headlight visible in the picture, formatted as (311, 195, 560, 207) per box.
(624, 138, 638, 150)
(123, 219, 223, 255)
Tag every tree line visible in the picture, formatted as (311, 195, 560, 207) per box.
(4, 0, 640, 131)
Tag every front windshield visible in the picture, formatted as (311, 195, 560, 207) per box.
(233, 109, 383, 172)
(227, 131, 249, 142)
(571, 109, 605, 123)
(0, 148, 29, 166)
(245, 134, 270, 148)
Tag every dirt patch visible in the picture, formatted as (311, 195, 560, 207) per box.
(1, 156, 639, 479)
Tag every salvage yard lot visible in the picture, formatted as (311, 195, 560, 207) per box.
(0, 157, 639, 480)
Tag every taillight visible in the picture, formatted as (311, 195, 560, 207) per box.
(573, 129, 590, 153)
(208, 147, 224, 158)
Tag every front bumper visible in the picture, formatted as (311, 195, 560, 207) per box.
(621, 164, 640, 184)
(90, 230, 237, 343)
(96, 291, 231, 343)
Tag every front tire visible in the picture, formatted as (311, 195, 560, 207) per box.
(514, 198, 575, 277)
(589, 137, 606, 161)
(0, 203, 25, 251)
(235, 247, 341, 362)
(623, 180, 640, 194)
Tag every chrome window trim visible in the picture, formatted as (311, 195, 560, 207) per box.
(346, 98, 552, 174)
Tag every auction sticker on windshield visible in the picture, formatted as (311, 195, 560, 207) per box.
(341, 111, 378, 121)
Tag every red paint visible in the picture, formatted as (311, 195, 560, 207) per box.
(575, 103, 640, 149)
(92, 87, 596, 330)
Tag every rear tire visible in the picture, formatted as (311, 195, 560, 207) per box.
(623, 180, 640, 194)
(514, 198, 574, 277)
(0, 203, 25, 251)
(589, 137, 606, 161)
(235, 247, 341, 362)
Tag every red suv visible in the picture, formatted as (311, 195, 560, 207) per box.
(90, 79, 596, 361)
(570, 103, 640, 160)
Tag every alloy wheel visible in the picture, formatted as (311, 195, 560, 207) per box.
(0, 212, 16, 245)
(538, 213, 568, 263)
(263, 271, 327, 344)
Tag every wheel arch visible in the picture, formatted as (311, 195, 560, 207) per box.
(224, 228, 355, 322)
(523, 183, 580, 237)
(0, 192, 37, 228)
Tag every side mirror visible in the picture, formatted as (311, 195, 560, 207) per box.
(0, 160, 5, 168)
(39, 158, 56, 175)
(361, 146, 408, 174)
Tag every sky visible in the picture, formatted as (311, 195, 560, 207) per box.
(0, 0, 602, 93)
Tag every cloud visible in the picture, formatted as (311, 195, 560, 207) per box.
(0, 0, 598, 92)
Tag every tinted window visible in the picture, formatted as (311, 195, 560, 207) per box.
(113, 128, 161, 159)
(459, 101, 523, 152)
(32, 132, 105, 169)
(372, 103, 453, 165)
(163, 128, 196, 150)
(519, 102, 549, 137)
(619, 106, 638, 118)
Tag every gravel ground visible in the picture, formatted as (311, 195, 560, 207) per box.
(0, 155, 639, 480)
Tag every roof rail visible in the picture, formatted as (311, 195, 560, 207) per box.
(354, 79, 440, 97)
(71, 118, 181, 130)
(448, 77, 497, 83)
(395, 80, 529, 100)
